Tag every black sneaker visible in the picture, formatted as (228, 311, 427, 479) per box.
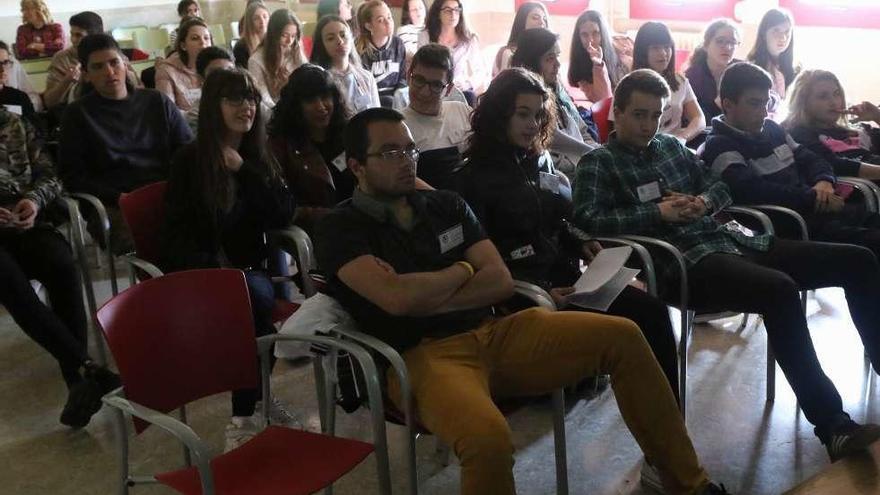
(59, 378, 103, 428)
(699, 482, 732, 494)
(826, 421, 880, 462)
(85, 364, 121, 395)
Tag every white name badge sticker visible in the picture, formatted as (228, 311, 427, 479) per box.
(3, 104, 22, 116)
(510, 244, 536, 260)
(538, 172, 561, 194)
(331, 153, 347, 172)
(774, 145, 794, 163)
(636, 181, 662, 202)
(438, 224, 465, 254)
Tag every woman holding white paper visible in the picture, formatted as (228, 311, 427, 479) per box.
(457, 68, 680, 403)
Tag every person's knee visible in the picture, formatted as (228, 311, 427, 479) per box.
(840, 244, 879, 277)
(454, 413, 514, 465)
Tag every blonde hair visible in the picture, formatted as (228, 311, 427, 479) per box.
(20, 0, 52, 25)
(783, 69, 848, 130)
(242, 2, 269, 53)
(355, 0, 388, 57)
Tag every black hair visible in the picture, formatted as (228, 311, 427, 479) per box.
(425, 0, 474, 44)
(613, 68, 671, 112)
(409, 43, 454, 84)
(632, 21, 680, 92)
(400, 0, 426, 26)
(567, 10, 619, 87)
(344, 107, 405, 163)
(69, 11, 104, 34)
(506, 2, 548, 47)
(177, 0, 199, 16)
(195, 46, 233, 77)
(269, 64, 347, 149)
(310, 14, 361, 69)
(510, 27, 557, 75)
(176, 17, 210, 66)
(718, 61, 773, 103)
(77, 33, 121, 68)
(747, 8, 797, 89)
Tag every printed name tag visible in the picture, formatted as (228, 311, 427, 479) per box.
(186, 88, 202, 102)
(331, 153, 347, 172)
(438, 224, 464, 254)
(538, 172, 561, 194)
(773, 145, 794, 163)
(510, 244, 536, 260)
(3, 104, 22, 116)
(636, 181, 662, 202)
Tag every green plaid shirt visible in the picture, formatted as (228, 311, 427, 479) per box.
(572, 133, 772, 286)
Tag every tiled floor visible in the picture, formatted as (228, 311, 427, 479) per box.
(2, 266, 879, 494)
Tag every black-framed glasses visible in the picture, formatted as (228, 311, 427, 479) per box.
(222, 95, 259, 108)
(440, 7, 462, 14)
(367, 147, 420, 163)
(410, 74, 447, 94)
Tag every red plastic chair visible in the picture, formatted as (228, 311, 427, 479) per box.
(590, 96, 614, 144)
(96, 268, 392, 495)
(118, 181, 302, 324)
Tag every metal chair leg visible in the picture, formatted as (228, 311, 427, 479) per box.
(551, 389, 569, 495)
(766, 343, 776, 402)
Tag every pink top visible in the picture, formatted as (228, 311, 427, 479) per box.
(15, 22, 64, 59)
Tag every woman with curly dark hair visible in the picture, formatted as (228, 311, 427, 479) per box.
(458, 68, 681, 418)
(268, 64, 352, 234)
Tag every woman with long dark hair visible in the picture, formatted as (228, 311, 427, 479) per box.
(161, 68, 297, 452)
(248, 9, 307, 106)
(397, 0, 426, 57)
(418, 0, 487, 100)
(492, 1, 548, 77)
(684, 18, 741, 121)
(310, 14, 380, 118)
(269, 64, 352, 234)
(748, 9, 797, 104)
(632, 21, 705, 143)
(458, 68, 731, 493)
(567, 10, 631, 103)
(233, 1, 270, 69)
(511, 28, 596, 180)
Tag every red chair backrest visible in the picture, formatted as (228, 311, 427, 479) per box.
(591, 96, 614, 144)
(303, 35, 313, 58)
(97, 269, 258, 434)
(118, 181, 168, 267)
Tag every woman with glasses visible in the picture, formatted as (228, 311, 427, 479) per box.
(418, 0, 487, 104)
(15, 0, 63, 60)
(0, 42, 36, 124)
(567, 10, 633, 103)
(162, 68, 297, 452)
(631, 21, 706, 144)
(748, 8, 798, 118)
(310, 15, 380, 118)
(685, 18, 742, 122)
(248, 9, 307, 107)
(269, 64, 353, 234)
(493, 1, 548, 77)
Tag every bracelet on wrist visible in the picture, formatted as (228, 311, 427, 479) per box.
(455, 260, 475, 278)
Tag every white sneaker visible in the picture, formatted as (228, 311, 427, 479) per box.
(256, 397, 303, 429)
(224, 416, 260, 453)
(640, 462, 666, 494)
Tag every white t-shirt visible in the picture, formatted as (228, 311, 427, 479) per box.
(608, 74, 696, 136)
(401, 101, 472, 152)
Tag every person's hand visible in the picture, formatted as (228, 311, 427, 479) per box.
(847, 101, 880, 124)
(27, 42, 45, 52)
(823, 194, 845, 213)
(0, 207, 13, 226)
(581, 240, 602, 263)
(658, 192, 697, 223)
(11, 198, 38, 230)
(679, 194, 708, 220)
(222, 146, 244, 172)
(373, 256, 397, 274)
(64, 63, 81, 83)
(812, 181, 836, 212)
(587, 42, 604, 66)
(549, 287, 575, 308)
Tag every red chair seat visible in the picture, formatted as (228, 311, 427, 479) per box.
(272, 300, 300, 324)
(156, 426, 374, 495)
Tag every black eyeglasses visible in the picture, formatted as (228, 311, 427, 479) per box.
(366, 147, 420, 163)
(410, 74, 447, 94)
(222, 95, 260, 108)
(440, 7, 462, 14)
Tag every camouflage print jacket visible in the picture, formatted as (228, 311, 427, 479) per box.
(0, 106, 61, 210)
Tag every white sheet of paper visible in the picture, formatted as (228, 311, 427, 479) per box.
(567, 267, 641, 312)
(572, 246, 632, 295)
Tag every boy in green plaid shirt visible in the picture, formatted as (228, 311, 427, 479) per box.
(573, 69, 880, 463)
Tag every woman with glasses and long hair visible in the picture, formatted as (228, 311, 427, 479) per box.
(418, 0, 487, 103)
(567, 10, 632, 103)
(493, 1, 548, 77)
(631, 21, 705, 144)
(161, 68, 297, 452)
(684, 18, 741, 122)
(456, 68, 730, 495)
(783, 69, 880, 180)
(248, 9, 307, 107)
(310, 14, 380, 118)
(269, 64, 353, 234)
(233, 1, 270, 69)
(511, 28, 596, 180)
